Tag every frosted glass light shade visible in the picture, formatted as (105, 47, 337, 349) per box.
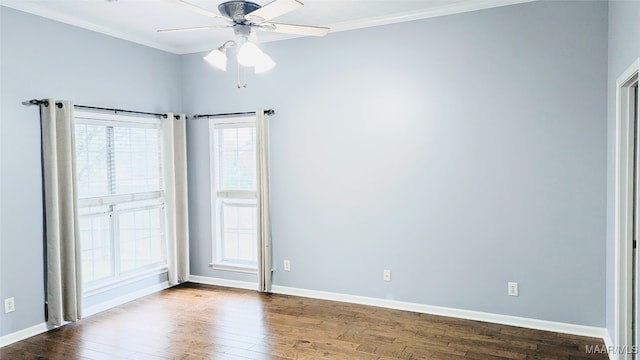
(254, 53, 276, 74)
(237, 42, 262, 67)
(204, 48, 227, 71)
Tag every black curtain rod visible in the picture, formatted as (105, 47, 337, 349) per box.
(22, 99, 181, 120)
(192, 109, 275, 119)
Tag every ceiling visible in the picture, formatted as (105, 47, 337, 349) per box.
(0, 0, 534, 54)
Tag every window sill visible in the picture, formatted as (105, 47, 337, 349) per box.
(83, 266, 169, 297)
(209, 263, 257, 274)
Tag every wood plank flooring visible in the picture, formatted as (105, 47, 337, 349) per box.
(1, 283, 608, 359)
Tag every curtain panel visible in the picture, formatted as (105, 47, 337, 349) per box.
(162, 113, 190, 285)
(256, 109, 272, 292)
(40, 99, 82, 326)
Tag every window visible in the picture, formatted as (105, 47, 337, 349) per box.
(210, 117, 258, 272)
(75, 111, 167, 290)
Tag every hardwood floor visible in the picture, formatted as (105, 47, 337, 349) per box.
(1, 283, 607, 359)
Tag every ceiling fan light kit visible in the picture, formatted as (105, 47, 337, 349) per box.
(203, 42, 232, 71)
(203, 37, 275, 74)
(236, 41, 262, 67)
(163, 0, 329, 84)
(254, 52, 276, 74)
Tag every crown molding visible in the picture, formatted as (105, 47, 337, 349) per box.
(0, 1, 184, 54)
(328, 0, 536, 34)
(1, 0, 536, 55)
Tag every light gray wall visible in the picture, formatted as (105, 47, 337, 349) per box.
(183, 1, 608, 326)
(606, 0, 640, 343)
(0, 0, 611, 339)
(0, 7, 182, 336)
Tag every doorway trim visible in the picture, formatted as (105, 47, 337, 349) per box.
(615, 58, 640, 360)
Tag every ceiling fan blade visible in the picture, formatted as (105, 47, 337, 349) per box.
(245, 0, 303, 23)
(162, 0, 230, 22)
(157, 25, 231, 33)
(261, 22, 329, 37)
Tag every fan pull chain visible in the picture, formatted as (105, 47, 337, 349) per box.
(236, 61, 247, 89)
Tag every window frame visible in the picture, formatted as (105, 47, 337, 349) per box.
(208, 115, 258, 274)
(74, 110, 169, 295)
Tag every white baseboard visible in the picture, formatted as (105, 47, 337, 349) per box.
(83, 281, 171, 317)
(0, 322, 48, 348)
(271, 285, 606, 339)
(189, 275, 259, 291)
(0, 281, 171, 348)
(187, 276, 606, 340)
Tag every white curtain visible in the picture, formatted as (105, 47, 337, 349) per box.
(256, 109, 272, 292)
(40, 99, 82, 326)
(162, 113, 190, 285)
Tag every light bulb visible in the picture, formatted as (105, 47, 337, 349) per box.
(203, 48, 227, 71)
(254, 53, 276, 74)
(237, 42, 263, 67)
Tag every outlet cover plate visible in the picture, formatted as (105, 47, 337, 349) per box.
(383, 270, 391, 282)
(4, 297, 15, 313)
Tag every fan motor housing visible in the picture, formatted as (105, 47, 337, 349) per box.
(218, 1, 261, 23)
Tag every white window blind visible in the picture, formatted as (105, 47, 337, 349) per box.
(75, 121, 162, 199)
(215, 125, 256, 192)
(75, 112, 167, 289)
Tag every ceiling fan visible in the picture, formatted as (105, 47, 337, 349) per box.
(160, 0, 330, 77)
(161, 0, 330, 38)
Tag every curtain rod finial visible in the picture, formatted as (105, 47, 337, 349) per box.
(22, 99, 47, 107)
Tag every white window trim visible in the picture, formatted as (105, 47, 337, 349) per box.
(75, 110, 160, 127)
(75, 110, 169, 293)
(83, 266, 169, 297)
(208, 116, 258, 274)
(615, 58, 640, 359)
(79, 191, 163, 207)
(209, 263, 258, 274)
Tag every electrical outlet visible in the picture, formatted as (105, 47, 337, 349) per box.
(4, 297, 15, 313)
(508, 282, 519, 297)
(383, 269, 391, 282)
(283, 260, 291, 272)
